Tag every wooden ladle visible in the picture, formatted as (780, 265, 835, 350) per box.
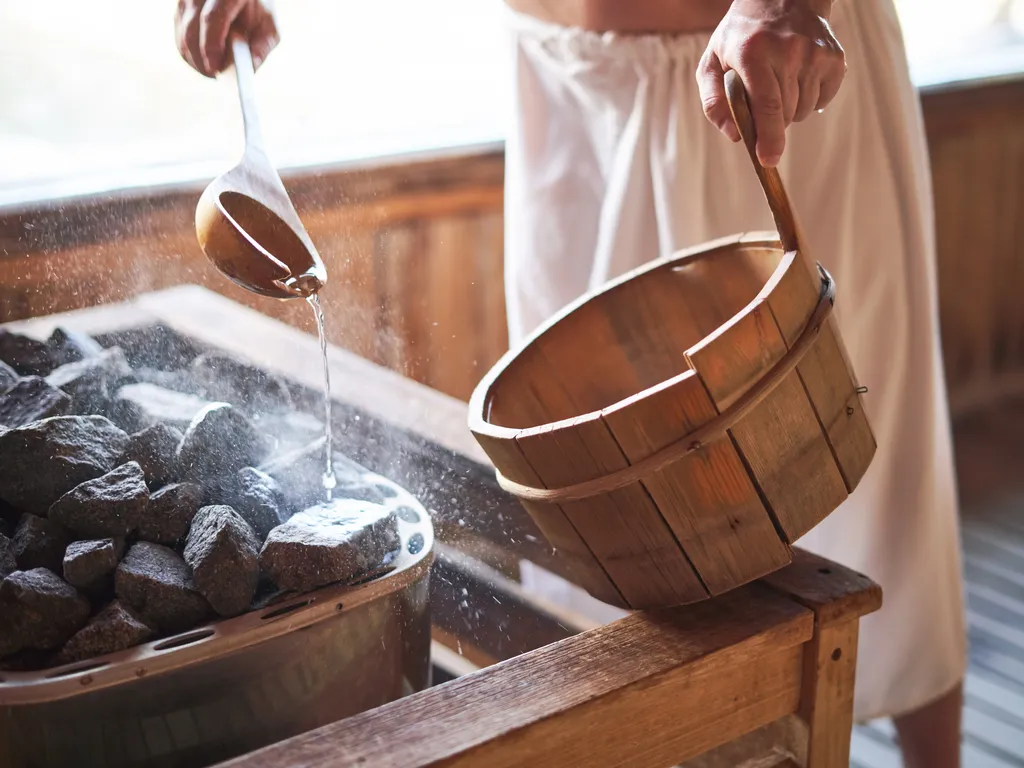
(195, 34, 327, 300)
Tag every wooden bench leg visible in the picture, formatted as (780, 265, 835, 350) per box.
(801, 619, 859, 768)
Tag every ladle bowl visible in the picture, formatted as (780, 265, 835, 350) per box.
(196, 35, 327, 300)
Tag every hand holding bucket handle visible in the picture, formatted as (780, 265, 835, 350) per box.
(724, 69, 806, 256)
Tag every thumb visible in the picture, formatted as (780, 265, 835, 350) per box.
(696, 51, 740, 143)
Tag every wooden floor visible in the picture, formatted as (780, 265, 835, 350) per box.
(851, 404, 1024, 767)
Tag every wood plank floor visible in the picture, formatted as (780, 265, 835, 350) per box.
(850, 405, 1024, 767)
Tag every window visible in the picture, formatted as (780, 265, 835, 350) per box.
(1, 0, 1021, 206)
(0, 0, 512, 205)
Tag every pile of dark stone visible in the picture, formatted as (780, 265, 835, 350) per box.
(0, 324, 402, 672)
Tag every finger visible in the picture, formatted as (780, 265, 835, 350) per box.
(793, 73, 821, 123)
(178, 2, 211, 77)
(775, 64, 799, 126)
(736, 64, 786, 167)
(696, 51, 740, 143)
(249, 12, 280, 70)
(815, 57, 846, 111)
(200, 0, 250, 73)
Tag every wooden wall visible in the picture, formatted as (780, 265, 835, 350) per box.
(923, 77, 1024, 415)
(2, 75, 1023, 415)
(0, 146, 508, 402)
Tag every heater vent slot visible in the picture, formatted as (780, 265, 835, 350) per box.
(153, 629, 216, 651)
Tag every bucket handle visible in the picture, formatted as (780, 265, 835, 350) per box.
(724, 69, 805, 256)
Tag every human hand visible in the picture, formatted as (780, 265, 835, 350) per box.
(696, 0, 845, 167)
(175, 0, 279, 77)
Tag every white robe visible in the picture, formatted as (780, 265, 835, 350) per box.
(503, 0, 967, 721)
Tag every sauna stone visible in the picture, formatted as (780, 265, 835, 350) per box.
(12, 514, 71, 574)
(138, 482, 203, 545)
(94, 324, 204, 372)
(232, 467, 284, 542)
(252, 410, 324, 456)
(0, 568, 91, 654)
(115, 542, 210, 633)
(46, 347, 133, 415)
(120, 423, 183, 487)
(130, 366, 201, 395)
(260, 501, 400, 592)
(0, 376, 71, 428)
(46, 327, 105, 366)
(200, 473, 241, 509)
(49, 462, 149, 538)
(191, 353, 293, 414)
(184, 505, 260, 618)
(258, 439, 329, 512)
(259, 441, 382, 514)
(0, 415, 129, 514)
(55, 600, 155, 665)
(0, 330, 57, 377)
(177, 403, 267, 484)
(0, 534, 16, 578)
(63, 538, 125, 593)
(111, 382, 211, 433)
(0, 361, 18, 391)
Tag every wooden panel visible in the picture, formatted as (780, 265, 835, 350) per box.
(218, 584, 813, 768)
(922, 77, 1024, 416)
(0, 146, 508, 405)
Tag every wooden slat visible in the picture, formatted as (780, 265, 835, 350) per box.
(687, 301, 848, 542)
(801, 621, 859, 767)
(602, 372, 791, 595)
(219, 585, 813, 768)
(431, 640, 482, 680)
(759, 252, 876, 493)
(515, 413, 708, 608)
(678, 715, 807, 768)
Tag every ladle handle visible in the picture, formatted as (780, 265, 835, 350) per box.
(230, 32, 266, 156)
(724, 69, 805, 255)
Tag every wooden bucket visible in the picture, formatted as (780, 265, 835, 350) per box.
(468, 71, 876, 610)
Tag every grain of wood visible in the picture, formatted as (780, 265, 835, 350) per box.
(602, 371, 792, 594)
(686, 300, 848, 542)
(800, 621, 859, 768)
(759, 251, 875, 493)
(678, 715, 807, 768)
(425, 216, 478, 399)
(761, 548, 883, 628)
(515, 413, 708, 608)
